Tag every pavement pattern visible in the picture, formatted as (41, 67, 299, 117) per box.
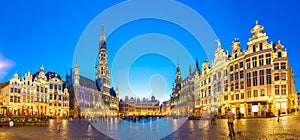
(0, 112, 299, 140)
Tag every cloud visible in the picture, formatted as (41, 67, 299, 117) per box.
(0, 53, 15, 81)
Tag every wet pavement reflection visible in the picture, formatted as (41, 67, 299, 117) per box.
(0, 112, 299, 140)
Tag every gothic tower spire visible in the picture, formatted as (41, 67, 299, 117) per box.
(96, 23, 110, 95)
(100, 23, 106, 42)
(99, 23, 107, 50)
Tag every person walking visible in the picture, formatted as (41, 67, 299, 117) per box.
(236, 108, 241, 133)
(226, 108, 235, 136)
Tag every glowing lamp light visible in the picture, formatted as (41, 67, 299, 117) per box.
(240, 108, 245, 114)
(252, 105, 258, 112)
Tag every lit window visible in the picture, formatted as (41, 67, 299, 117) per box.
(241, 93, 245, 99)
(281, 85, 286, 95)
(235, 94, 240, 100)
(254, 90, 258, 97)
(247, 91, 251, 98)
(275, 85, 280, 95)
(260, 89, 265, 96)
(281, 73, 286, 80)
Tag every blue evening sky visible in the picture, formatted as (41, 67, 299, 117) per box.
(0, 0, 299, 102)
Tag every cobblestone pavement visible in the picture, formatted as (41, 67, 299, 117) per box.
(164, 112, 300, 140)
(1, 112, 300, 140)
(0, 119, 111, 140)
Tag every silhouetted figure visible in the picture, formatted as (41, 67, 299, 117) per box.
(226, 108, 235, 136)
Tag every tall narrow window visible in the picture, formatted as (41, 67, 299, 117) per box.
(246, 59, 251, 69)
(252, 57, 257, 67)
(259, 55, 264, 66)
(240, 81, 244, 89)
(235, 72, 239, 80)
(281, 85, 286, 95)
(247, 73, 251, 87)
(267, 69, 272, 84)
(247, 91, 252, 98)
(224, 95, 228, 101)
(275, 85, 280, 95)
(278, 52, 282, 57)
(236, 94, 240, 100)
(266, 53, 271, 64)
(260, 89, 265, 96)
(253, 45, 256, 52)
(224, 80, 228, 91)
(253, 71, 258, 86)
(281, 73, 286, 80)
(259, 43, 263, 50)
(235, 81, 239, 90)
(240, 62, 244, 68)
(235, 64, 239, 70)
(260, 70, 264, 85)
(240, 70, 244, 79)
(218, 72, 222, 79)
(274, 73, 280, 81)
(254, 90, 258, 97)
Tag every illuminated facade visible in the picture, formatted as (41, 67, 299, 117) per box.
(46, 71, 69, 117)
(224, 21, 298, 116)
(172, 62, 200, 116)
(119, 96, 160, 117)
(202, 40, 228, 115)
(170, 21, 298, 117)
(170, 64, 182, 111)
(65, 24, 119, 118)
(161, 100, 171, 115)
(0, 66, 69, 117)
